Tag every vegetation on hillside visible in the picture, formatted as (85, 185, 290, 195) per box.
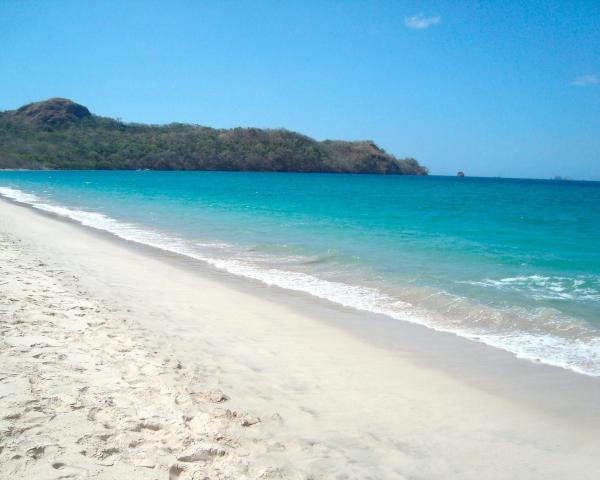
(0, 98, 428, 175)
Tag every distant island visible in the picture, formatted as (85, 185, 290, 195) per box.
(0, 98, 428, 175)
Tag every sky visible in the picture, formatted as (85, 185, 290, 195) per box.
(1, 0, 599, 179)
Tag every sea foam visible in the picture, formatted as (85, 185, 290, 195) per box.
(1, 186, 599, 377)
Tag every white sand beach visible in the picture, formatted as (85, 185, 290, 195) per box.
(1, 197, 600, 480)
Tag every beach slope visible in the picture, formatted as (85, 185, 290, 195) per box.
(1, 197, 599, 479)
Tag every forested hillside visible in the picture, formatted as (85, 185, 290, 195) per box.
(0, 98, 428, 175)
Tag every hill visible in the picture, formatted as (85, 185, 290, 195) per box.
(0, 98, 428, 175)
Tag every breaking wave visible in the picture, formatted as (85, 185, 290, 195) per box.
(1, 186, 599, 377)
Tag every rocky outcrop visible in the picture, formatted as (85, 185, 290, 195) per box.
(12, 98, 91, 126)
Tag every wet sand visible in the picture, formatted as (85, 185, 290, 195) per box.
(1, 197, 600, 479)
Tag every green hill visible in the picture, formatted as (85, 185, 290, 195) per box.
(0, 98, 428, 175)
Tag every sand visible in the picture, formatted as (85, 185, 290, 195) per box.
(1, 197, 600, 479)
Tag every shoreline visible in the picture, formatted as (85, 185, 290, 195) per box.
(2, 169, 600, 182)
(1, 196, 600, 478)
(2, 193, 600, 396)
(0, 183, 597, 378)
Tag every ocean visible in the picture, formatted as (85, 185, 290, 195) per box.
(1, 171, 599, 375)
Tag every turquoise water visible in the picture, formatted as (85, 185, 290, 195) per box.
(1, 171, 599, 375)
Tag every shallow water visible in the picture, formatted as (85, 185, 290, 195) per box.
(1, 171, 599, 375)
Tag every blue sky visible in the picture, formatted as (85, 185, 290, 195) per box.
(1, 1, 599, 179)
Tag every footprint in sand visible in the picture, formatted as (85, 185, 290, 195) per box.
(169, 464, 186, 479)
(51, 462, 90, 478)
(176, 445, 226, 463)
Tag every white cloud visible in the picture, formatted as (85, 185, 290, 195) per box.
(571, 74, 599, 87)
(404, 14, 441, 30)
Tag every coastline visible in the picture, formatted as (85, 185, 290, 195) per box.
(0, 176, 598, 377)
(1, 196, 600, 479)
